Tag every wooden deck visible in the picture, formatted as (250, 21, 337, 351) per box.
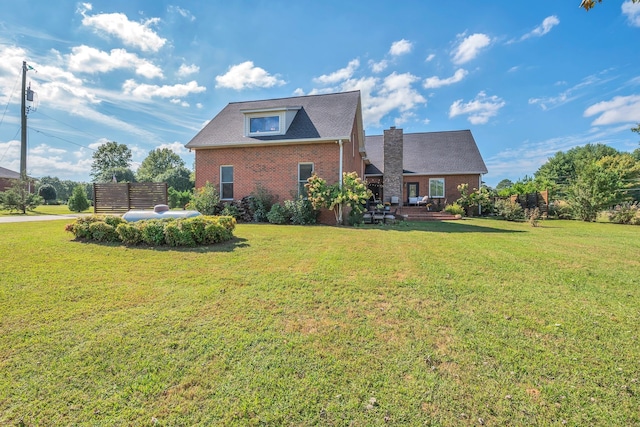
(396, 206, 459, 221)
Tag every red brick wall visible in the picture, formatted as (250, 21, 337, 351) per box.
(194, 138, 366, 224)
(402, 174, 482, 204)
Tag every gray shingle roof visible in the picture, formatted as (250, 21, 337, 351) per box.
(364, 130, 488, 175)
(186, 91, 361, 148)
(0, 166, 20, 179)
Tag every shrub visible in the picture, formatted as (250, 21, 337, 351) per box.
(116, 223, 143, 245)
(139, 219, 167, 246)
(66, 215, 235, 246)
(285, 198, 317, 225)
(163, 221, 195, 247)
(549, 199, 572, 219)
(608, 202, 640, 225)
(38, 184, 57, 204)
(495, 199, 524, 221)
(249, 184, 277, 222)
(0, 181, 43, 213)
(524, 207, 541, 227)
(68, 185, 90, 212)
(188, 182, 220, 215)
(65, 215, 105, 239)
(89, 221, 119, 242)
(444, 203, 465, 216)
(267, 203, 290, 224)
(221, 203, 240, 219)
(168, 187, 192, 209)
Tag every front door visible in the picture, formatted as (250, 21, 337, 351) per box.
(407, 182, 419, 201)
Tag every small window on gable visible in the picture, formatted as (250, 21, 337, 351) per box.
(250, 116, 280, 134)
(298, 163, 314, 197)
(429, 178, 445, 198)
(242, 106, 301, 137)
(221, 166, 233, 200)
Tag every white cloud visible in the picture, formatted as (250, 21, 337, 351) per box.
(123, 79, 206, 99)
(451, 33, 491, 65)
(425, 54, 436, 62)
(170, 98, 189, 107)
(78, 3, 166, 52)
(583, 94, 640, 126)
(389, 39, 413, 56)
(292, 88, 305, 96)
(177, 63, 199, 77)
(369, 59, 388, 73)
(622, 0, 640, 26)
(314, 59, 360, 84)
(158, 141, 189, 155)
(346, 72, 426, 127)
(423, 68, 468, 89)
(449, 91, 505, 124)
(528, 74, 608, 110)
(168, 5, 196, 22)
(67, 45, 163, 78)
(521, 16, 560, 40)
(215, 61, 286, 90)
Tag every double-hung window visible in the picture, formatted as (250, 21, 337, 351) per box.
(220, 166, 233, 200)
(298, 163, 314, 197)
(429, 178, 445, 198)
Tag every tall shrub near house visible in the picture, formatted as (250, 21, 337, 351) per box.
(456, 183, 491, 216)
(187, 181, 220, 215)
(306, 172, 371, 225)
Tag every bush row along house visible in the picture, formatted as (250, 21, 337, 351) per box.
(186, 90, 487, 223)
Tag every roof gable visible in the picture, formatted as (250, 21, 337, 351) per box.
(0, 166, 20, 179)
(364, 130, 488, 175)
(186, 91, 361, 148)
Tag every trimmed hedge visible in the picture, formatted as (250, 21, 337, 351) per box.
(65, 215, 236, 246)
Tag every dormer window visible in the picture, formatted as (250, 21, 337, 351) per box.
(242, 106, 301, 137)
(250, 115, 280, 134)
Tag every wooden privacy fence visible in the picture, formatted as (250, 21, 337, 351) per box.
(93, 183, 168, 214)
(510, 190, 549, 214)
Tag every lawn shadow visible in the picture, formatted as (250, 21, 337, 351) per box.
(69, 236, 250, 252)
(361, 219, 525, 233)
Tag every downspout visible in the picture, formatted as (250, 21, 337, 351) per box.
(338, 139, 344, 224)
(478, 174, 483, 215)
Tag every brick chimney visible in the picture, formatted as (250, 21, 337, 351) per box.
(383, 126, 403, 205)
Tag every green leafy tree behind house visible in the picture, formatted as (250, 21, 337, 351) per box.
(91, 141, 134, 182)
(38, 184, 57, 204)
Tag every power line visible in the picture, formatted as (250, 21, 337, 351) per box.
(0, 126, 21, 164)
(0, 69, 21, 130)
(30, 127, 97, 151)
(33, 110, 104, 141)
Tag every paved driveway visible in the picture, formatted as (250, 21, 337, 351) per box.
(0, 214, 87, 223)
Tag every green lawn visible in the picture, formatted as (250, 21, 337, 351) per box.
(0, 204, 92, 216)
(1, 218, 638, 426)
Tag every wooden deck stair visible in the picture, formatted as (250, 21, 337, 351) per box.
(396, 206, 459, 221)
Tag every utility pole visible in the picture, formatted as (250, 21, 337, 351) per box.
(20, 61, 28, 182)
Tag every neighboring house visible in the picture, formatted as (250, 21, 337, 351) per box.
(186, 90, 487, 222)
(0, 166, 21, 192)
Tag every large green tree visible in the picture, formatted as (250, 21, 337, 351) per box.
(580, 0, 640, 10)
(90, 141, 133, 182)
(535, 143, 619, 187)
(136, 148, 185, 182)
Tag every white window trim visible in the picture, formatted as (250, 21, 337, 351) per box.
(298, 162, 314, 197)
(245, 112, 283, 136)
(429, 177, 445, 198)
(220, 165, 234, 200)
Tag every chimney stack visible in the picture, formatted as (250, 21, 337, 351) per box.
(383, 126, 403, 205)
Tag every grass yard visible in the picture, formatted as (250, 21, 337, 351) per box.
(1, 218, 639, 426)
(0, 204, 93, 216)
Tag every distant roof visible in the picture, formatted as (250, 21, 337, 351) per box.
(186, 91, 361, 148)
(364, 130, 488, 175)
(0, 166, 20, 179)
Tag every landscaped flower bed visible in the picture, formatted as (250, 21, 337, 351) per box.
(65, 214, 236, 246)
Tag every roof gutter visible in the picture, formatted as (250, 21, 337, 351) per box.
(186, 136, 351, 150)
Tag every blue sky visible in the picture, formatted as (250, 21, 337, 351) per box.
(0, 1, 639, 187)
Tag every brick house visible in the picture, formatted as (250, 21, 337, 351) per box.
(0, 166, 21, 192)
(186, 90, 487, 222)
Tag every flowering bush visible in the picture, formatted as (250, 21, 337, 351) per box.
(306, 172, 371, 225)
